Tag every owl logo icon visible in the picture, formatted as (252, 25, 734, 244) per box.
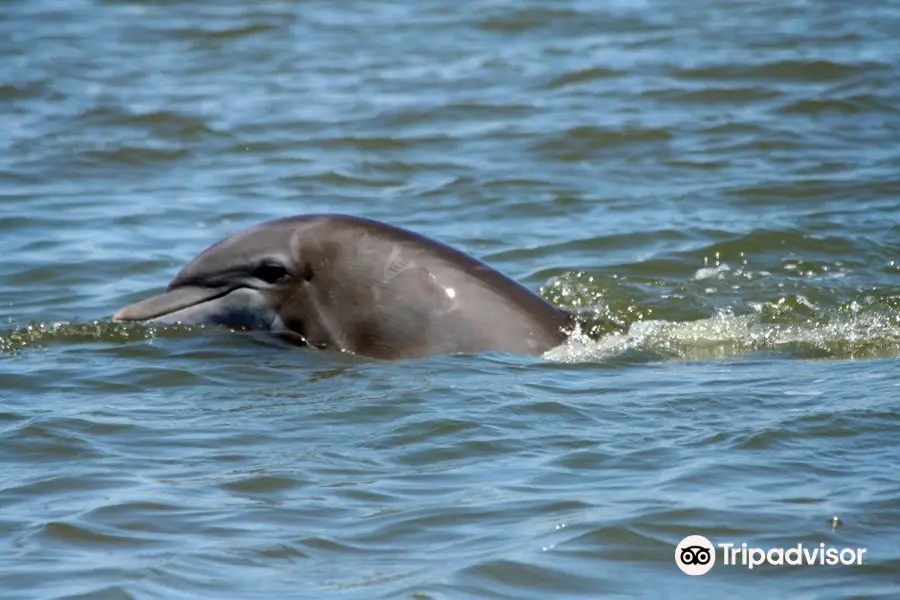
(675, 535, 716, 575)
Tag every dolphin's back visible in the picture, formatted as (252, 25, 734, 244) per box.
(287, 215, 573, 358)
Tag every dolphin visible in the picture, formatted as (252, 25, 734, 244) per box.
(114, 214, 580, 359)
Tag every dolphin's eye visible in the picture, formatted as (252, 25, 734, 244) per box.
(251, 262, 290, 284)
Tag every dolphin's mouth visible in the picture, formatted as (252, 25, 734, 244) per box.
(113, 285, 234, 323)
(114, 285, 284, 332)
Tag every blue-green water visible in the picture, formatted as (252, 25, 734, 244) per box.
(2, 1, 899, 598)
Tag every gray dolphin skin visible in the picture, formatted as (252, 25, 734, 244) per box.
(114, 214, 576, 359)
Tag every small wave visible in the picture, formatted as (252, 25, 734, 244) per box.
(548, 310, 900, 363)
(533, 125, 672, 161)
(539, 67, 627, 91)
(671, 59, 882, 83)
(0, 320, 204, 355)
(0, 82, 44, 101)
(105, 109, 223, 140)
(474, 8, 586, 33)
(641, 86, 780, 104)
(75, 146, 191, 166)
(776, 97, 897, 116)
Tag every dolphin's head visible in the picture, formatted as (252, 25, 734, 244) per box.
(113, 217, 328, 343)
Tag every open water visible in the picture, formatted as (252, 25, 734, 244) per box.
(2, 1, 899, 598)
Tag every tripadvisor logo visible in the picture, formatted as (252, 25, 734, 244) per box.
(675, 536, 867, 575)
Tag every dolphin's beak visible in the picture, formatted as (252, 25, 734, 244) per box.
(113, 286, 229, 322)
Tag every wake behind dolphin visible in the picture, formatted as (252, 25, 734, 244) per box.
(114, 214, 583, 359)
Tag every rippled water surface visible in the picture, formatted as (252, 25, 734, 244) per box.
(2, 1, 900, 598)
